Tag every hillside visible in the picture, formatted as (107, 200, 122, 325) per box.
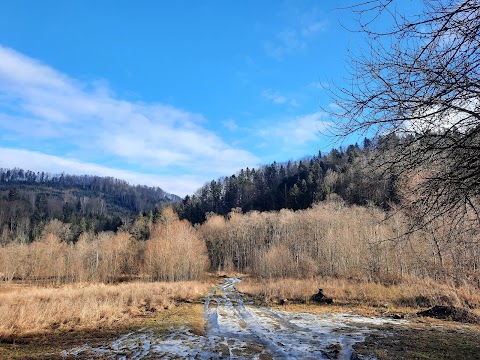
(178, 136, 400, 224)
(0, 168, 180, 244)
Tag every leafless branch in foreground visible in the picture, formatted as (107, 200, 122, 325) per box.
(327, 0, 480, 238)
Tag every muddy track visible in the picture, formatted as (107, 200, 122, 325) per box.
(201, 277, 393, 359)
(63, 278, 407, 359)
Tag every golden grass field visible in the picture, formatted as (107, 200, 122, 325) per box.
(0, 280, 210, 338)
(1, 275, 479, 337)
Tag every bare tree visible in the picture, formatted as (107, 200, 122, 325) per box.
(328, 0, 480, 234)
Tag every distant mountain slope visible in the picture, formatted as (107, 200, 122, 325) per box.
(0, 168, 180, 244)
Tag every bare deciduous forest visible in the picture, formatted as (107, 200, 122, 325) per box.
(0, 208, 207, 284)
(199, 200, 479, 286)
(1, 197, 478, 289)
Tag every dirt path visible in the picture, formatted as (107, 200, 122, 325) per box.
(63, 278, 407, 359)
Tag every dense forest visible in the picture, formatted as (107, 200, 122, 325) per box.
(0, 168, 180, 244)
(178, 136, 399, 224)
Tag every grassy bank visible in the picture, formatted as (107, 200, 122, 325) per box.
(236, 277, 480, 312)
(0, 302, 206, 360)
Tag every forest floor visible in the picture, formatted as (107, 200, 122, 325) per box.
(1, 276, 480, 359)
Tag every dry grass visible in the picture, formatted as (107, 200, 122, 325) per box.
(0, 280, 210, 337)
(236, 277, 480, 311)
(147, 302, 206, 336)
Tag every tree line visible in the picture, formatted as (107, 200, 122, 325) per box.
(3, 201, 477, 288)
(177, 137, 400, 224)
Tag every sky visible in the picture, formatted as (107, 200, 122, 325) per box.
(0, 0, 419, 197)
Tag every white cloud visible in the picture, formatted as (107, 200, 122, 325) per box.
(290, 99, 300, 107)
(328, 102, 342, 111)
(262, 89, 288, 104)
(307, 81, 329, 90)
(263, 30, 306, 60)
(257, 111, 331, 146)
(0, 45, 260, 195)
(406, 99, 480, 135)
(301, 21, 327, 37)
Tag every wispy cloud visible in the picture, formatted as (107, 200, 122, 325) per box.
(307, 81, 329, 90)
(264, 30, 306, 59)
(222, 119, 240, 131)
(301, 21, 327, 37)
(263, 7, 327, 60)
(328, 102, 342, 111)
(261, 89, 299, 107)
(257, 111, 331, 146)
(0, 45, 260, 195)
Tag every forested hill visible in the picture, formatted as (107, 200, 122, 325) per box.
(178, 137, 400, 224)
(0, 168, 180, 244)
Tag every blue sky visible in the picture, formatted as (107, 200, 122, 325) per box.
(0, 0, 418, 196)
